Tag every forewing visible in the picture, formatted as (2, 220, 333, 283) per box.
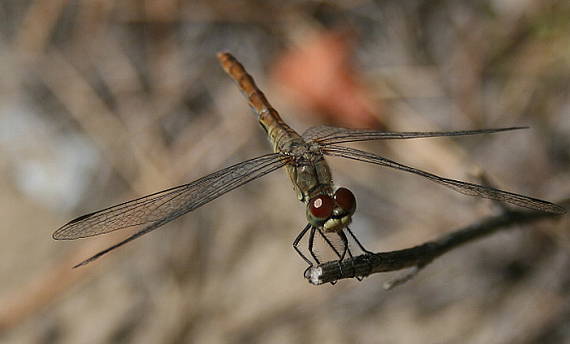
(53, 153, 290, 240)
(303, 125, 527, 145)
(324, 145, 566, 214)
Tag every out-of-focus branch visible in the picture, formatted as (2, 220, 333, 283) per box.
(305, 199, 568, 286)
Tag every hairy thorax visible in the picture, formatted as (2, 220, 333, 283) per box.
(279, 138, 334, 203)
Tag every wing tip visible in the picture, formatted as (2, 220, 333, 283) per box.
(503, 126, 529, 131)
(52, 227, 70, 240)
(67, 212, 97, 225)
(73, 258, 93, 269)
(550, 204, 567, 215)
(52, 227, 77, 240)
(53, 211, 99, 240)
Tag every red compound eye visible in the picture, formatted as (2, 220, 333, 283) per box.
(334, 187, 356, 213)
(308, 195, 334, 219)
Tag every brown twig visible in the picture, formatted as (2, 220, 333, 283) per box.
(305, 199, 568, 286)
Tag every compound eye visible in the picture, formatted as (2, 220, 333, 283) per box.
(334, 187, 356, 213)
(308, 195, 334, 220)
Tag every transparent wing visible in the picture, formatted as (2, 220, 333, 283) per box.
(54, 153, 291, 240)
(324, 145, 566, 214)
(302, 125, 527, 145)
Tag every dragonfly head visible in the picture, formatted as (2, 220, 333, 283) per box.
(306, 187, 356, 232)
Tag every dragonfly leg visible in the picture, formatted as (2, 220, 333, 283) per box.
(346, 226, 373, 254)
(337, 231, 350, 261)
(293, 223, 313, 267)
(338, 230, 362, 280)
(346, 226, 373, 279)
(316, 227, 343, 259)
(316, 228, 347, 280)
(308, 226, 321, 265)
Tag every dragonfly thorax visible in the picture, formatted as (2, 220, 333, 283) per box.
(306, 187, 357, 232)
(281, 138, 336, 203)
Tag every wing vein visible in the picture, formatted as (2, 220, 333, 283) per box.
(323, 145, 565, 214)
(53, 153, 290, 240)
(302, 125, 527, 145)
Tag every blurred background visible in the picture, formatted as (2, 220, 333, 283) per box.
(1, 1, 569, 343)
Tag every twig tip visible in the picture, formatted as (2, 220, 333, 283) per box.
(304, 266, 324, 285)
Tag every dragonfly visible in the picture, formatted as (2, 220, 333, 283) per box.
(54, 52, 566, 270)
